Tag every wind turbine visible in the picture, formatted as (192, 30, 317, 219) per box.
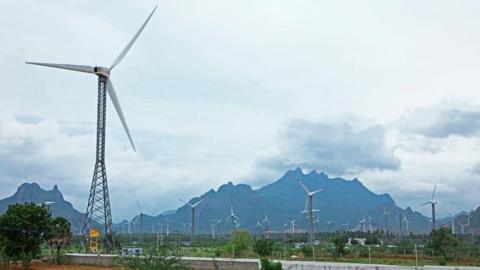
(179, 198, 204, 238)
(421, 185, 438, 231)
(297, 178, 323, 246)
(459, 215, 471, 235)
(325, 221, 333, 232)
(26, 6, 157, 251)
(383, 208, 390, 231)
(226, 206, 239, 235)
(210, 220, 220, 239)
(262, 214, 271, 231)
(403, 216, 410, 233)
(285, 219, 297, 233)
(447, 212, 455, 234)
(341, 221, 350, 231)
(459, 221, 468, 235)
(136, 201, 144, 244)
(128, 221, 133, 243)
(359, 216, 367, 233)
(165, 219, 171, 236)
(366, 214, 374, 231)
(398, 213, 403, 234)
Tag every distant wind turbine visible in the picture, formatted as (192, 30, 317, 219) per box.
(179, 198, 204, 238)
(297, 178, 323, 246)
(421, 185, 438, 231)
(225, 206, 239, 236)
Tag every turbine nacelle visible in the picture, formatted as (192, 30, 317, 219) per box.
(94, 66, 110, 77)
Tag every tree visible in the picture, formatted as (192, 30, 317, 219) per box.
(0, 203, 53, 270)
(0, 235, 8, 270)
(429, 227, 460, 262)
(48, 217, 72, 264)
(226, 230, 252, 257)
(253, 239, 274, 257)
(331, 235, 348, 257)
(365, 235, 379, 245)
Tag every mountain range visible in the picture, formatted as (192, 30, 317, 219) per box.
(1, 168, 478, 235)
(0, 183, 84, 232)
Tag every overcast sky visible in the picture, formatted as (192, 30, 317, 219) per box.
(1, 0, 480, 221)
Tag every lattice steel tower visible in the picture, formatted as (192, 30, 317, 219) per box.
(25, 6, 157, 253)
(83, 76, 114, 250)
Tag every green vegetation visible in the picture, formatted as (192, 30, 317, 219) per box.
(226, 230, 252, 258)
(253, 239, 274, 257)
(260, 257, 282, 270)
(48, 217, 72, 264)
(331, 235, 348, 257)
(0, 203, 72, 270)
(429, 227, 460, 262)
(117, 254, 189, 270)
(0, 203, 54, 270)
(1, 204, 479, 269)
(86, 229, 480, 267)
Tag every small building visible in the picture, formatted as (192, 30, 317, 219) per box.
(348, 237, 367, 246)
(122, 247, 143, 256)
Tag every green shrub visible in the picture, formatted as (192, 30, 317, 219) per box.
(260, 257, 282, 270)
(117, 254, 189, 270)
(253, 239, 274, 257)
(301, 246, 312, 257)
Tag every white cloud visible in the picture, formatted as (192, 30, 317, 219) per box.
(252, 119, 400, 179)
(397, 101, 480, 138)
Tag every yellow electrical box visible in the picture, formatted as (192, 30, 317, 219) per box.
(89, 228, 100, 253)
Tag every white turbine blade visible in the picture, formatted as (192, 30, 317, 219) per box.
(304, 197, 308, 210)
(311, 189, 324, 195)
(297, 178, 310, 193)
(110, 6, 157, 70)
(106, 78, 136, 151)
(192, 199, 204, 208)
(432, 184, 437, 201)
(26, 62, 94, 74)
(179, 199, 193, 207)
(421, 201, 430, 206)
(136, 201, 142, 213)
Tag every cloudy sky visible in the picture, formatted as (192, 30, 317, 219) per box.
(1, 0, 480, 221)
